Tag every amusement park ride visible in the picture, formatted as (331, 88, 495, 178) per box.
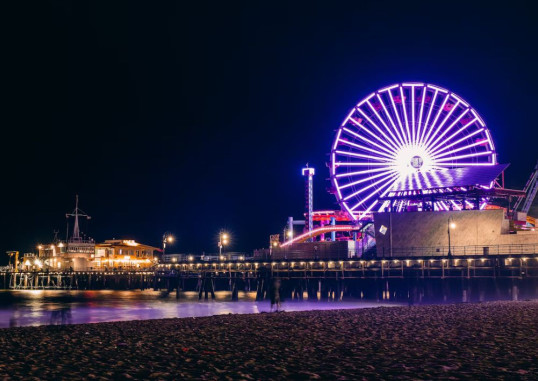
(277, 82, 537, 254)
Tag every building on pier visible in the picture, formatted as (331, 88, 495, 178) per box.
(93, 240, 159, 269)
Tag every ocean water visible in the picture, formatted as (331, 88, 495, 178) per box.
(0, 290, 400, 328)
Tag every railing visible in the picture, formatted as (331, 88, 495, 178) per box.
(383, 243, 538, 257)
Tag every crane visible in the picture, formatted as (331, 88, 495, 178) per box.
(514, 161, 538, 215)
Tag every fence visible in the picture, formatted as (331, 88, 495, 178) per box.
(383, 243, 538, 257)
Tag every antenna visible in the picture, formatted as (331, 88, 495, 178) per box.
(66, 195, 91, 242)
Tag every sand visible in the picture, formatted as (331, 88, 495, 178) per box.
(1, 301, 537, 379)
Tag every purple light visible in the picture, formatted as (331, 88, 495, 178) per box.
(426, 108, 470, 151)
(365, 100, 403, 148)
(335, 150, 393, 162)
(330, 82, 498, 213)
(426, 84, 448, 93)
(338, 139, 396, 159)
(399, 85, 412, 145)
(423, 99, 460, 149)
(357, 107, 401, 150)
(387, 88, 408, 145)
(422, 93, 450, 146)
(342, 126, 395, 156)
(335, 167, 391, 177)
(420, 89, 439, 144)
(376, 94, 406, 147)
(416, 86, 427, 145)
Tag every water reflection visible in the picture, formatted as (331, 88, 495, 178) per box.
(0, 290, 398, 328)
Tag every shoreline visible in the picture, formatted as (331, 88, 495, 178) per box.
(1, 301, 537, 379)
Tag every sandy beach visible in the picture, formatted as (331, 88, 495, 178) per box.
(1, 301, 537, 379)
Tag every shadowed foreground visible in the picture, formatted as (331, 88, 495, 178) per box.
(1, 301, 537, 379)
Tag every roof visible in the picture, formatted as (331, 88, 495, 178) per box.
(96, 239, 160, 251)
(390, 164, 509, 192)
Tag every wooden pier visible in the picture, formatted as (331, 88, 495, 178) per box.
(3, 254, 538, 303)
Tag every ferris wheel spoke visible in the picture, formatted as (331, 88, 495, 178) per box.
(423, 99, 460, 149)
(426, 108, 470, 153)
(339, 169, 398, 190)
(337, 138, 396, 160)
(365, 100, 404, 149)
(334, 162, 390, 167)
(429, 124, 482, 156)
(343, 124, 396, 156)
(435, 162, 495, 167)
(335, 150, 393, 162)
(387, 89, 409, 145)
(435, 151, 493, 163)
(335, 167, 395, 178)
(357, 107, 402, 150)
(357, 200, 381, 220)
(422, 93, 450, 147)
(418, 89, 439, 145)
(400, 86, 412, 145)
(431, 139, 489, 160)
(416, 86, 427, 146)
(349, 174, 398, 211)
(376, 94, 407, 147)
(410, 85, 417, 145)
(343, 172, 399, 202)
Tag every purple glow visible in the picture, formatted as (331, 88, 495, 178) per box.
(357, 107, 401, 150)
(338, 139, 396, 159)
(330, 82, 497, 214)
(376, 94, 406, 147)
(366, 100, 403, 148)
(423, 99, 460, 149)
(387, 88, 408, 145)
(399, 85, 412, 145)
(342, 126, 395, 156)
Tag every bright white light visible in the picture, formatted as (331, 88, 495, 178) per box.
(450, 222, 456, 229)
(393, 145, 434, 177)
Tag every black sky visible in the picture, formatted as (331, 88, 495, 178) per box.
(2, 1, 538, 258)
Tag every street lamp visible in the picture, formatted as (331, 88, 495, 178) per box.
(218, 231, 230, 260)
(162, 232, 174, 256)
(447, 217, 456, 258)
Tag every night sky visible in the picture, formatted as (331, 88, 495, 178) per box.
(2, 1, 538, 259)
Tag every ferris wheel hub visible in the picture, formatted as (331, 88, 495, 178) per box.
(410, 156, 424, 169)
(394, 145, 433, 177)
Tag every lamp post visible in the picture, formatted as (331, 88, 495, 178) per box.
(218, 231, 229, 260)
(447, 217, 456, 258)
(162, 232, 174, 257)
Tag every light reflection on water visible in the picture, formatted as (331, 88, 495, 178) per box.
(0, 290, 399, 328)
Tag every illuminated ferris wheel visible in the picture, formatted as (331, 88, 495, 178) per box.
(330, 83, 497, 220)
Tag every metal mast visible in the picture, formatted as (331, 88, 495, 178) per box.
(302, 165, 315, 241)
(66, 195, 91, 242)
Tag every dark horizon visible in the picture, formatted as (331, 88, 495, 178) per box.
(2, 1, 538, 260)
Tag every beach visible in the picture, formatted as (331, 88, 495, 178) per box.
(1, 301, 537, 379)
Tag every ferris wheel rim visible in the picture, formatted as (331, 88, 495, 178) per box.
(330, 82, 497, 220)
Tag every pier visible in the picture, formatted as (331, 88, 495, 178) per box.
(3, 253, 538, 303)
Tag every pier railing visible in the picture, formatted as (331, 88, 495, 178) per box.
(383, 243, 538, 258)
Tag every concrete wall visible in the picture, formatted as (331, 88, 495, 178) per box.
(374, 209, 538, 257)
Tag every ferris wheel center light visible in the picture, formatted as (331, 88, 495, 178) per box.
(411, 156, 423, 169)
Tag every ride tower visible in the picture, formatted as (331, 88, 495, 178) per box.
(302, 165, 315, 241)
